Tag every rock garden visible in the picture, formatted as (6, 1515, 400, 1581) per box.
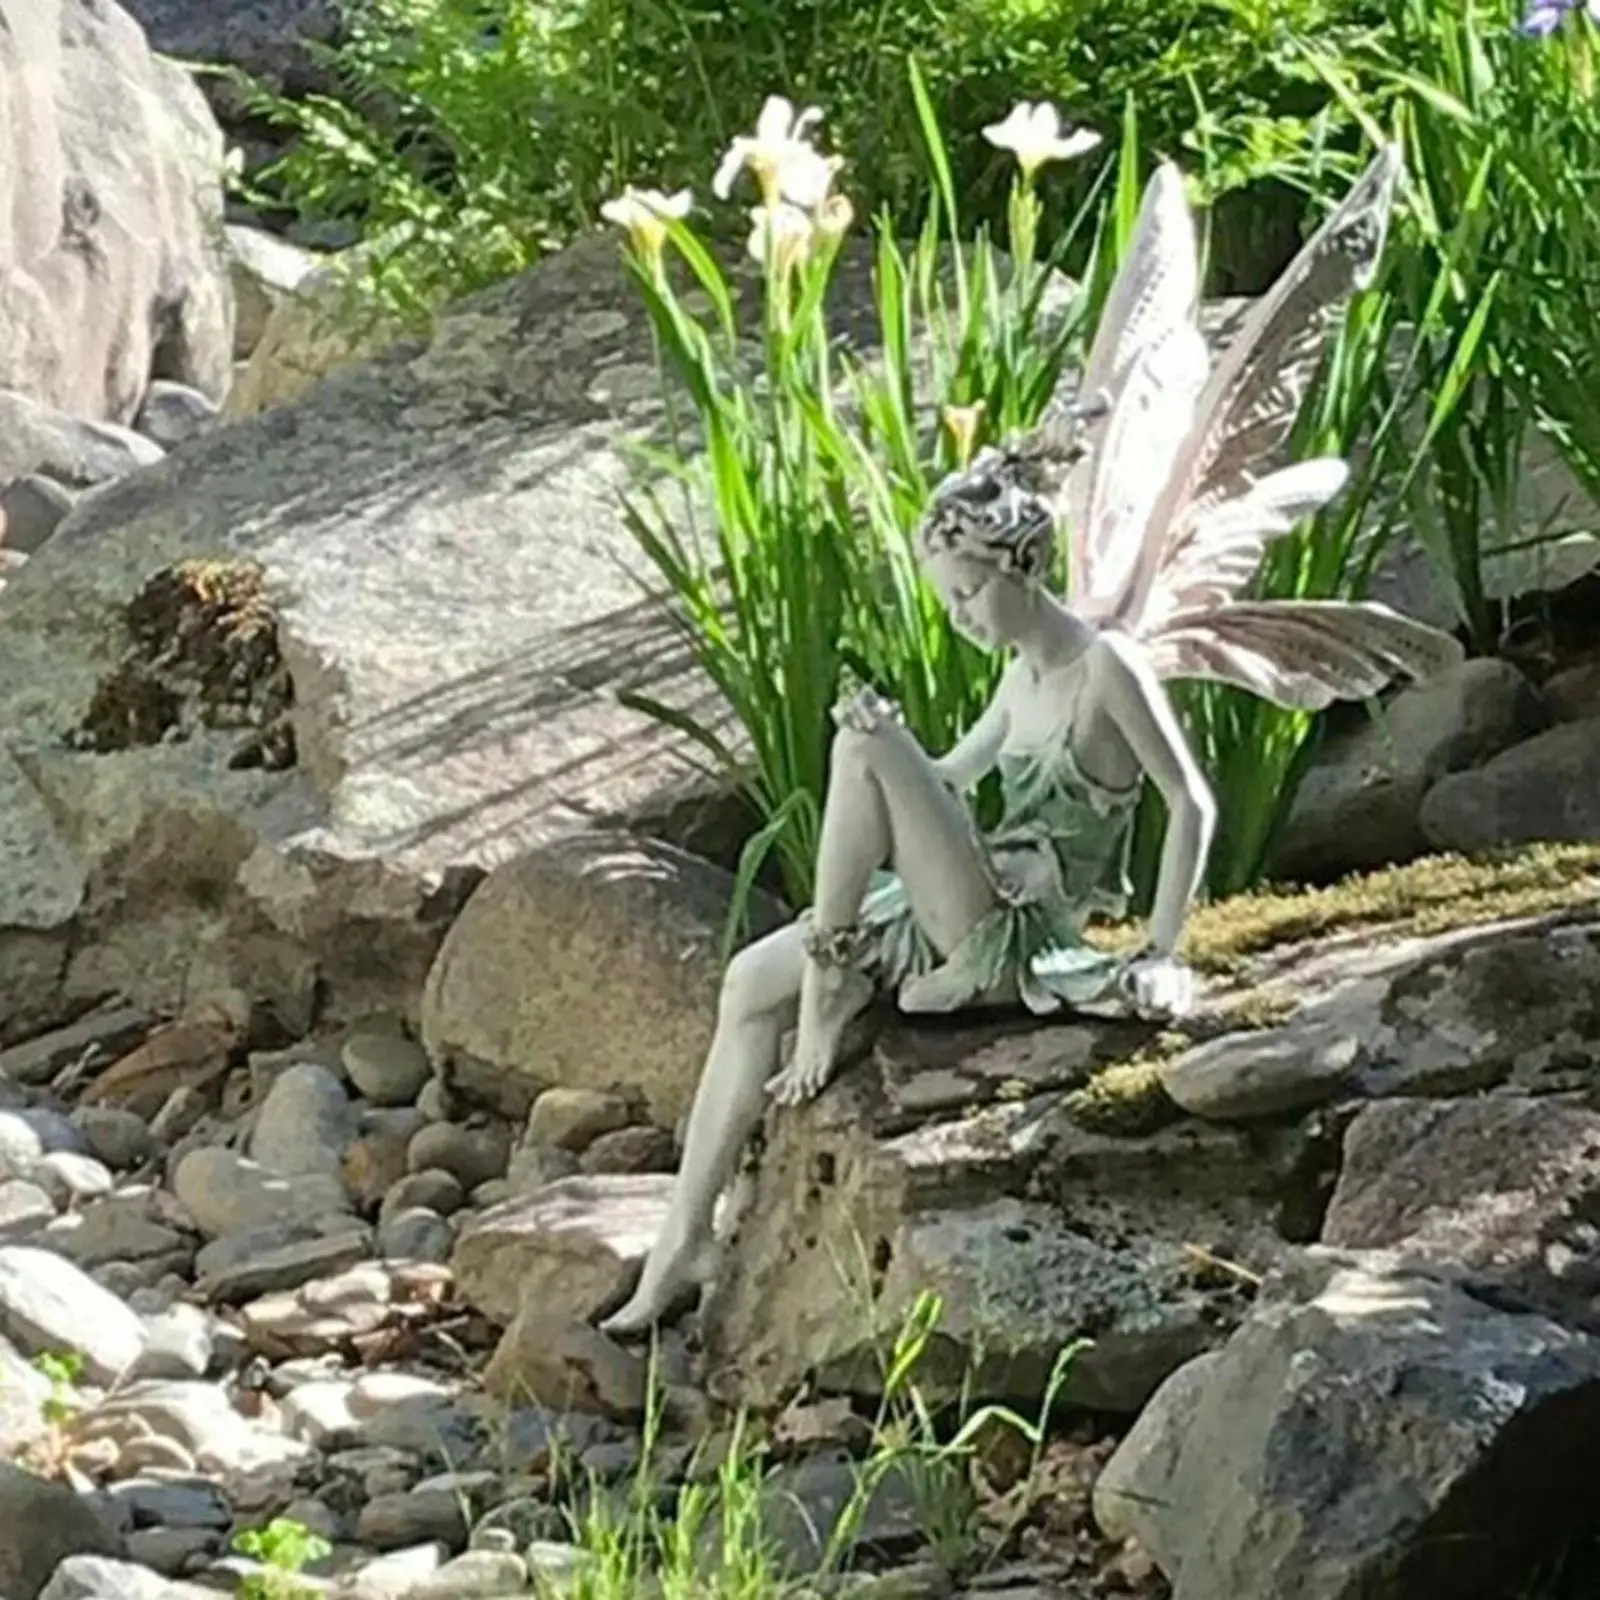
(4, 4, 1600, 1600)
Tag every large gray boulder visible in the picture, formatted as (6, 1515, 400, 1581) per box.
(0, 230, 738, 1044)
(421, 833, 785, 1129)
(1269, 658, 1542, 881)
(1323, 1094, 1600, 1329)
(0, 0, 234, 425)
(699, 1010, 1285, 1416)
(1094, 1250, 1600, 1600)
(1160, 912, 1600, 1119)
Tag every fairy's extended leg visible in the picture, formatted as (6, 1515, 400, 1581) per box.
(771, 716, 998, 1105)
(600, 922, 805, 1335)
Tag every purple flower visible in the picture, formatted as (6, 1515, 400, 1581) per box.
(1518, 0, 1600, 35)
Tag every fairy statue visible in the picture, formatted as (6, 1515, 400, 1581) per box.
(602, 143, 1464, 1336)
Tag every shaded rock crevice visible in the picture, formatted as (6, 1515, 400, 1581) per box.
(70, 558, 296, 772)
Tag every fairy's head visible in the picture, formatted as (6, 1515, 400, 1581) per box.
(918, 447, 1057, 650)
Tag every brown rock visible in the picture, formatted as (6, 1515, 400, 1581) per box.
(79, 1012, 240, 1121)
(482, 1311, 648, 1419)
(524, 1087, 633, 1153)
(451, 1174, 672, 1326)
(343, 1117, 418, 1210)
(580, 1124, 675, 1175)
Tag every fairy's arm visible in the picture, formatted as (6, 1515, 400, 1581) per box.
(933, 673, 1013, 794)
(1086, 630, 1215, 957)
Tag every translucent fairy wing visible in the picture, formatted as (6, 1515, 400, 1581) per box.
(1110, 144, 1404, 633)
(1141, 457, 1351, 628)
(1053, 162, 1204, 604)
(1074, 322, 1210, 619)
(1144, 598, 1466, 711)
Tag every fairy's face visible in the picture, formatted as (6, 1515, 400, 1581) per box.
(923, 547, 1032, 651)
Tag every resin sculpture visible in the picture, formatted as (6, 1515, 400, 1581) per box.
(603, 144, 1464, 1335)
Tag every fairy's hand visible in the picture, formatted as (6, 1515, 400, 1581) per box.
(832, 685, 902, 737)
(1119, 952, 1196, 1022)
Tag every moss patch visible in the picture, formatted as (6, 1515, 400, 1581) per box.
(1211, 987, 1302, 1031)
(1088, 844, 1600, 976)
(1062, 1046, 1186, 1137)
(72, 559, 296, 771)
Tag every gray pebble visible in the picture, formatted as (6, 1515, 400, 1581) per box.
(72, 1106, 156, 1171)
(377, 1206, 455, 1264)
(35, 1151, 115, 1206)
(0, 1110, 42, 1180)
(381, 1169, 464, 1220)
(405, 1123, 509, 1190)
(15, 1107, 93, 1157)
(133, 380, 219, 449)
(134, 1303, 215, 1379)
(343, 1017, 431, 1107)
(416, 1078, 455, 1122)
(125, 1524, 222, 1575)
(358, 1487, 469, 1551)
(0, 1178, 55, 1236)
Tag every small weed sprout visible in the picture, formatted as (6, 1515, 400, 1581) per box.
(232, 1518, 333, 1600)
(7, 1349, 87, 1479)
(32, 1349, 84, 1430)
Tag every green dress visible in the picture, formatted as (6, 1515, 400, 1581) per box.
(854, 740, 1142, 1016)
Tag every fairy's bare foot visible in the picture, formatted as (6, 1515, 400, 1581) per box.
(769, 954, 873, 1107)
(599, 1234, 712, 1336)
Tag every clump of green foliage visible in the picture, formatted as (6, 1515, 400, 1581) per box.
(608, 63, 1125, 910)
(1236, 0, 1600, 664)
(7, 1349, 85, 1479)
(220, 0, 1600, 917)
(31, 1350, 84, 1430)
(233, 1518, 333, 1600)
(1062, 1056, 1184, 1136)
(224, 0, 1376, 323)
(524, 1290, 1086, 1596)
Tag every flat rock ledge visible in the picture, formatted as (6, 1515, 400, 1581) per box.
(699, 905, 1600, 1418)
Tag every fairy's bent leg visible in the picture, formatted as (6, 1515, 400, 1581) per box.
(775, 720, 998, 1105)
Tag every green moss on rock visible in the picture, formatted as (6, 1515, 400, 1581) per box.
(1062, 1054, 1185, 1137)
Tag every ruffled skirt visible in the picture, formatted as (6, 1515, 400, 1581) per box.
(855, 822, 1134, 1017)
